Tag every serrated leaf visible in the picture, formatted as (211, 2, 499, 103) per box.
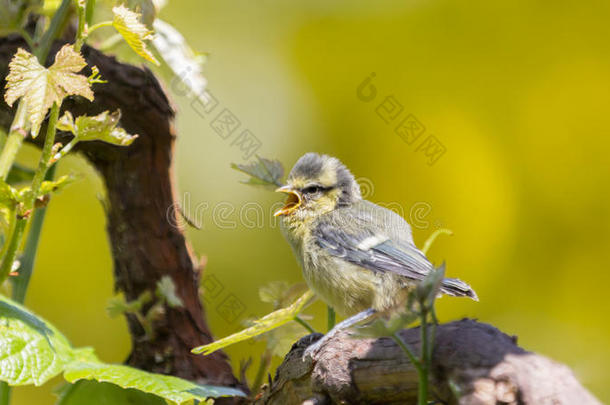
(156, 276, 183, 308)
(105, 295, 131, 318)
(0, 295, 73, 386)
(192, 289, 315, 355)
(39, 174, 74, 195)
(4, 45, 93, 136)
(112, 5, 159, 65)
(56, 110, 75, 132)
(63, 360, 245, 403)
(126, 0, 156, 27)
(106, 291, 151, 318)
(152, 19, 207, 100)
(58, 110, 138, 146)
(259, 281, 308, 309)
(0, 294, 244, 402)
(57, 380, 166, 405)
(231, 156, 285, 190)
(0, 180, 18, 209)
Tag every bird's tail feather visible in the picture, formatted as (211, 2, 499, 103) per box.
(441, 277, 478, 301)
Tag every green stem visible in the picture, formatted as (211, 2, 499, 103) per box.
(419, 309, 430, 405)
(251, 349, 272, 395)
(11, 165, 56, 303)
(74, 0, 87, 52)
(0, 128, 6, 151)
(294, 316, 316, 334)
(422, 228, 453, 256)
(327, 306, 336, 331)
(53, 137, 79, 162)
(87, 21, 113, 37)
(0, 102, 28, 180)
(0, 382, 10, 405)
(0, 103, 59, 284)
(30, 104, 60, 195)
(35, 0, 72, 63)
(18, 29, 35, 50)
(85, 0, 96, 25)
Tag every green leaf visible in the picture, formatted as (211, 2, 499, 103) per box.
(0, 294, 244, 402)
(57, 380, 166, 405)
(106, 291, 151, 318)
(415, 263, 446, 309)
(4, 45, 94, 137)
(156, 276, 183, 308)
(58, 110, 138, 146)
(0, 295, 73, 386)
(63, 360, 244, 403)
(112, 5, 160, 65)
(231, 156, 285, 190)
(126, 0, 157, 27)
(259, 281, 308, 309)
(39, 174, 74, 195)
(0, 179, 18, 209)
(192, 289, 315, 355)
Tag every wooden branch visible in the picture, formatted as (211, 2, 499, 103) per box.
(0, 35, 246, 398)
(257, 319, 601, 405)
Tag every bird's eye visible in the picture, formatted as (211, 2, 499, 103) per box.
(302, 185, 323, 194)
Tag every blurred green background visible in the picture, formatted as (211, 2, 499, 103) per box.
(9, 0, 610, 403)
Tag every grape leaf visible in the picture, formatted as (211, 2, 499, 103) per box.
(63, 359, 244, 404)
(415, 263, 446, 309)
(156, 276, 183, 308)
(0, 180, 18, 209)
(112, 5, 160, 65)
(231, 156, 285, 190)
(56, 380, 166, 405)
(192, 289, 315, 355)
(39, 174, 75, 195)
(0, 294, 245, 402)
(0, 295, 72, 386)
(4, 45, 94, 137)
(57, 110, 138, 146)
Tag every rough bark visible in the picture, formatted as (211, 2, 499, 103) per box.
(257, 319, 601, 405)
(0, 35, 244, 395)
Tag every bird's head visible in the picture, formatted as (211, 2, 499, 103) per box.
(274, 153, 362, 219)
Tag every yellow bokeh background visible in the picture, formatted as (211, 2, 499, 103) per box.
(9, 0, 610, 403)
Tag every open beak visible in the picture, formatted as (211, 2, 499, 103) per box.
(274, 185, 302, 216)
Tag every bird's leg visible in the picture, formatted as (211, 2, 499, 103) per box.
(303, 308, 377, 361)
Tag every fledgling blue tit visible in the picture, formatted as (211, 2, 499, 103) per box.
(274, 153, 477, 356)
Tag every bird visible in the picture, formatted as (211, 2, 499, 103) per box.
(274, 152, 477, 358)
